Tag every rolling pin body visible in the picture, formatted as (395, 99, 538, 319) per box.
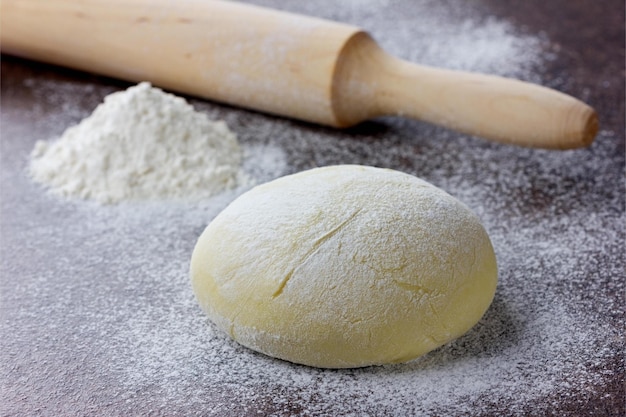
(0, 0, 598, 148)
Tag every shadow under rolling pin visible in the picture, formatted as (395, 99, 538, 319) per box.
(0, 0, 599, 149)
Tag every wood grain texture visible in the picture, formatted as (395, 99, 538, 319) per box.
(1, 0, 597, 148)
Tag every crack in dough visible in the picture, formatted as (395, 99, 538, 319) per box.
(272, 208, 363, 298)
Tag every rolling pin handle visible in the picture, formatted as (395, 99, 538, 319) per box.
(332, 32, 598, 149)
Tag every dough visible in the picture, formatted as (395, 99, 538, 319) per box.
(190, 165, 497, 368)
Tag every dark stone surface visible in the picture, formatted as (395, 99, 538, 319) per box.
(1, 0, 623, 416)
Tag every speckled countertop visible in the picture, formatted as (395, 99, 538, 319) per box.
(1, 0, 624, 416)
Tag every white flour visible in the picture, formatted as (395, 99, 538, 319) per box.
(252, 0, 546, 80)
(29, 82, 247, 204)
(2, 0, 621, 416)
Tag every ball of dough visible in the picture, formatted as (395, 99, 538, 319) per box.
(190, 165, 497, 368)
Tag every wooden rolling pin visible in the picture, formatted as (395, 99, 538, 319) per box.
(0, 0, 598, 148)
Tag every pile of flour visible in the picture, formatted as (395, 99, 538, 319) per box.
(29, 82, 246, 204)
(6, 1, 619, 415)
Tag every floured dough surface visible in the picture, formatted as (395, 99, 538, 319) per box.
(190, 165, 497, 368)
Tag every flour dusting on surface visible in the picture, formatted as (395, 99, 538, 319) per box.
(1, 0, 622, 416)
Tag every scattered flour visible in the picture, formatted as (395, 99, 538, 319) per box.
(251, 0, 546, 80)
(29, 82, 248, 204)
(1, 0, 622, 416)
